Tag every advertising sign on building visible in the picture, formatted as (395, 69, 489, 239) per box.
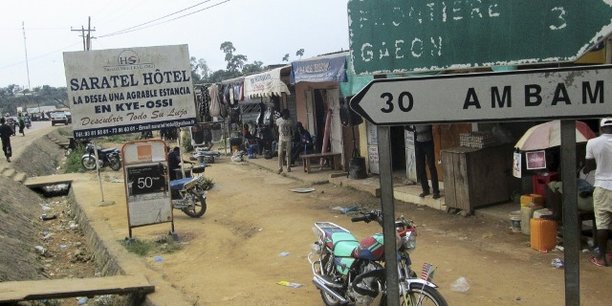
(63, 44, 197, 139)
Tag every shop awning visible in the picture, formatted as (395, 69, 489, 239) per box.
(243, 66, 291, 98)
(290, 52, 348, 84)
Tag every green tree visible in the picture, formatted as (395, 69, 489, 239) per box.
(242, 61, 264, 75)
(296, 48, 305, 58)
(220, 41, 248, 73)
(282, 53, 290, 62)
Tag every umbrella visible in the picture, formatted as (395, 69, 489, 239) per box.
(514, 120, 596, 151)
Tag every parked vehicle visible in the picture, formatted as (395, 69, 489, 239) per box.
(81, 143, 122, 171)
(50, 112, 68, 126)
(309, 209, 447, 306)
(169, 165, 208, 218)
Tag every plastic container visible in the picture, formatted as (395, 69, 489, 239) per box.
(521, 205, 541, 235)
(532, 171, 559, 198)
(509, 210, 521, 233)
(533, 208, 553, 219)
(530, 218, 557, 252)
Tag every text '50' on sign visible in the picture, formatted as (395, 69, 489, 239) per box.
(349, 65, 612, 125)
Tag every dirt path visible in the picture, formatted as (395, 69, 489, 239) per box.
(72, 155, 612, 306)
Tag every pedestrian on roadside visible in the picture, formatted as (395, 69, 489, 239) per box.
(291, 122, 312, 165)
(17, 113, 25, 136)
(584, 117, 612, 267)
(275, 109, 293, 174)
(0, 117, 13, 162)
(406, 124, 440, 199)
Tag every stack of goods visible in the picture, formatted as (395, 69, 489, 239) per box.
(459, 132, 498, 149)
(520, 194, 544, 235)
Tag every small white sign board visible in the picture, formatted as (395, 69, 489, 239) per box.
(122, 140, 172, 236)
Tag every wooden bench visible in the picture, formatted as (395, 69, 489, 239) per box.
(0, 275, 154, 303)
(301, 152, 342, 173)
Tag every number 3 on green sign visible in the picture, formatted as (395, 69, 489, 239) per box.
(380, 92, 414, 113)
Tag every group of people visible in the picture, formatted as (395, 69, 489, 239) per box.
(0, 113, 29, 162)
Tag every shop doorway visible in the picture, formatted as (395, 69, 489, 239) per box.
(391, 126, 406, 171)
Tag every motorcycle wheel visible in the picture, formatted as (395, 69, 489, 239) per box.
(109, 156, 122, 171)
(181, 191, 207, 218)
(81, 156, 97, 170)
(382, 284, 447, 306)
(319, 254, 345, 306)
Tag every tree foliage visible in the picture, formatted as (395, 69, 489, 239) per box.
(0, 85, 67, 115)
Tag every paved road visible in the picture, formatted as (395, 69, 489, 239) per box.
(0, 121, 67, 166)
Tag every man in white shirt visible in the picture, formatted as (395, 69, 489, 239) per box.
(584, 118, 612, 267)
(276, 109, 293, 173)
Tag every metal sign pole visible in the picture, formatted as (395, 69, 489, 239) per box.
(377, 126, 400, 305)
(93, 140, 113, 206)
(560, 120, 579, 306)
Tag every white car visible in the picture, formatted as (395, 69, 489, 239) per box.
(50, 112, 68, 126)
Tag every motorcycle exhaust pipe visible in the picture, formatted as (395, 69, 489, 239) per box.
(312, 276, 348, 304)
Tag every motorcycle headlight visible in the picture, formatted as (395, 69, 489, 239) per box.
(401, 232, 417, 251)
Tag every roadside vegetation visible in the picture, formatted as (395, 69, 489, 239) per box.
(120, 236, 183, 256)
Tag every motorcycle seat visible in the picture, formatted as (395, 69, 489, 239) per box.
(170, 177, 192, 190)
(101, 148, 117, 153)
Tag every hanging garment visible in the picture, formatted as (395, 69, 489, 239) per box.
(209, 84, 221, 117)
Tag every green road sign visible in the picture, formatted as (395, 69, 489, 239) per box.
(348, 0, 612, 74)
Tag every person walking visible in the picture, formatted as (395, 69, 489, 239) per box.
(17, 114, 25, 136)
(0, 117, 13, 162)
(407, 124, 440, 199)
(276, 109, 293, 173)
(584, 117, 612, 267)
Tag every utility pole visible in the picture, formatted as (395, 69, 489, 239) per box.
(21, 21, 31, 90)
(71, 16, 95, 51)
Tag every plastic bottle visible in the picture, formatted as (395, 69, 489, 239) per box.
(450, 276, 470, 292)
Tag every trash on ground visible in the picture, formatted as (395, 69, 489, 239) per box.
(277, 280, 303, 288)
(154, 255, 164, 263)
(77, 296, 88, 305)
(450, 276, 470, 292)
(35, 245, 46, 255)
(551, 258, 564, 269)
(290, 187, 316, 193)
(555, 245, 564, 252)
(39, 214, 57, 221)
(279, 251, 290, 257)
(332, 205, 359, 214)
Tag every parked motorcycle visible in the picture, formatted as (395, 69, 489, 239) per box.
(169, 165, 208, 218)
(309, 209, 447, 306)
(81, 143, 122, 171)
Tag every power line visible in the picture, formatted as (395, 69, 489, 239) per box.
(0, 42, 81, 70)
(98, 0, 230, 38)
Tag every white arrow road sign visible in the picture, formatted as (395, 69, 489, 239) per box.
(350, 65, 612, 125)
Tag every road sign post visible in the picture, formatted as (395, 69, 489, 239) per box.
(348, 0, 612, 74)
(350, 65, 612, 125)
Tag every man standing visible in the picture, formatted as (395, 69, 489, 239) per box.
(584, 118, 612, 267)
(408, 125, 440, 199)
(276, 109, 293, 173)
(0, 117, 13, 162)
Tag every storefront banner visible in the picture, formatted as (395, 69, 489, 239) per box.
(63, 44, 196, 139)
(244, 67, 290, 98)
(526, 150, 547, 170)
(291, 53, 348, 84)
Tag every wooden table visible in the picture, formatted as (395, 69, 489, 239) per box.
(301, 152, 342, 173)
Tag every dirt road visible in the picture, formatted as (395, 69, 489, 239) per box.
(71, 154, 612, 306)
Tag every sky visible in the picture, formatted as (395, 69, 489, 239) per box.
(0, 0, 350, 89)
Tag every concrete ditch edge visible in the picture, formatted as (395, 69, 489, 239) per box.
(68, 184, 196, 306)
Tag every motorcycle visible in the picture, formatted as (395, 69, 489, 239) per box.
(309, 209, 447, 306)
(81, 143, 122, 171)
(169, 164, 208, 218)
